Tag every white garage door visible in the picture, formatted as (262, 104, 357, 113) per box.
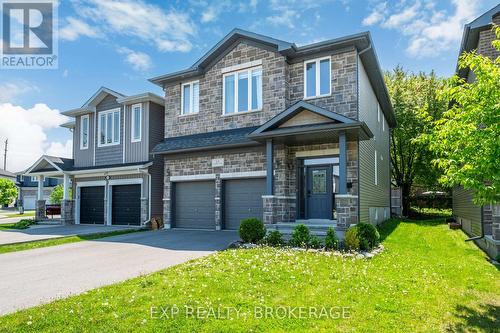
(23, 196, 36, 210)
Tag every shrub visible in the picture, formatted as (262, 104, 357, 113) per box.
(239, 218, 266, 243)
(356, 223, 380, 251)
(263, 230, 285, 247)
(309, 236, 323, 249)
(344, 226, 360, 251)
(13, 219, 35, 229)
(289, 224, 311, 247)
(324, 227, 339, 250)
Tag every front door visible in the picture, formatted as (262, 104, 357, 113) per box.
(306, 166, 332, 219)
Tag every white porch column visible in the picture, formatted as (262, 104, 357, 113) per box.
(37, 175, 44, 200)
(63, 174, 70, 200)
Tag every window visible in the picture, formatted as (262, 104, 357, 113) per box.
(98, 109, 121, 147)
(80, 115, 89, 150)
(181, 81, 199, 115)
(223, 67, 262, 114)
(304, 57, 331, 98)
(377, 104, 381, 123)
(131, 104, 142, 142)
(31, 176, 38, 182)
(374, 150, 378, 186)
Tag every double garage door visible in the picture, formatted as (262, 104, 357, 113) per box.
(173, 179, 265, 230)
(79, 185, 141, 225)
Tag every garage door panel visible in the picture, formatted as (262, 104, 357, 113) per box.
(80, 186, 105, 224)
(175, 181, 214, 229)
(112, 185, 141, 226)
(224, 178, 265, 230)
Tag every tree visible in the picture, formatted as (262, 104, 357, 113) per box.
(0, 179, 18, 206)
(49, 184, 72, 204)
(385, 67, 448, 215)
(423, 26, 500, 205)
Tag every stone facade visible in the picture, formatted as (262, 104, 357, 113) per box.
(61, 199, 75, 225)
(477, 14, 500, 61)
(35, 200, 46, 221)
(336, 195, 359, 228)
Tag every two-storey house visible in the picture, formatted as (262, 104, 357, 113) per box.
(24, 87, 165, 225)
(453, 5, 500, 258)
(150, 29, 395, 233)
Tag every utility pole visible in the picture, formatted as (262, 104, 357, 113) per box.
(3, 139, 7, 170)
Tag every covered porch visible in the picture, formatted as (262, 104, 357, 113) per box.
(248, 101, 373, 229)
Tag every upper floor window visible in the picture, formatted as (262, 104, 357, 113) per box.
(223, 67, 262, 114)
(31, 176, 38, 182)
(304, 57, 331, 98)
(80, 114, 89, 150)
(181, 81, 199, 115)
(98, 109, 120, 147)
(131, 103, 142, 142)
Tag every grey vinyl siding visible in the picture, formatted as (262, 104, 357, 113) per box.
(74, 113, 94, 167)
(358, 56, 391, 224)
(95, 95, 124, 166)
(149, 155, 164, 219)
(124, 102, 150, 163)
(453, 186, 482, 236)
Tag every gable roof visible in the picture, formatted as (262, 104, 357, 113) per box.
(24, 155, 74, 174)
(61, 87, 125, 117)
(149, 28, 395, 127)
(457, 4, 500, 78)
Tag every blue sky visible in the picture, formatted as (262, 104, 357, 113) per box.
(0, 0, 498, 171)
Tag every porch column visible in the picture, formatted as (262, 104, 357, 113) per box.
(263, 139, 276, 224)
(339, 131, 347, 194)
(35, 175, 46, 221)
(266, 139, 274, 195)
(61, 174, 75, 225)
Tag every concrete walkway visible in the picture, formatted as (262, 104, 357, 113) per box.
(0, 224, 140, 245)
(0, 229, 238, 315)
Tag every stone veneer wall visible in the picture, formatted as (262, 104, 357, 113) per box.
(477, 14, 500, 61)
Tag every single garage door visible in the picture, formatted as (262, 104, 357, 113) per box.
(112, 184, 141, 226)
(174, 181, 214, 229)
(80, 186, 105, 224)
(224, 178, 266, 230)
(23, 196, 36, 210)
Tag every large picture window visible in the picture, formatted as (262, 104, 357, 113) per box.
(80, 114, 89, 150)
(131, 103, 142, 142)
(223, 67, 262, 114)
(98, 109, 120, 147)
(181, 81, 199, 115)
(304, 57, 331, 98)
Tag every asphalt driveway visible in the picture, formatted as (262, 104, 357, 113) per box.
(0, 229, 238, 315)
(0, 224, 139, 245)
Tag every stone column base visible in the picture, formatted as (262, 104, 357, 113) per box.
(336, 195, 358, 228)
(61, 200, 75, 225)
(35, 200, 46, 221)
(262, 195, 295, 224)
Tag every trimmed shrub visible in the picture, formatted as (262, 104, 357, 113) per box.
(309, 236, 323, 249)
(13, 219, 35, 229)
(344, 226, 360, 251)
(263, 230, 285, 247)
(356, 223, 380, 251)
(239, 218, 266, 243)
(289, 224, 311, 247)
(324, 227, 339, 250)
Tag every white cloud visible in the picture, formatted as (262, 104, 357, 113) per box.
(117, 47, 152, 71)
(0, 103, 71, 172)
(67, 0, 196, 52)
(362, 0, 481, 58)
(201, 7, 218, 23)
(59, 17, 101, 41)
(46, 140, 73, 159)
(266, 9, 299, 29)
(0, 82, 39, 104)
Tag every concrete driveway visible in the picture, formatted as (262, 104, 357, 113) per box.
(0, 224, 139, 245)
(0, 229, 238, 315)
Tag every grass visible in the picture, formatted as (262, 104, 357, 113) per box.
(409, 207, 452, 219)
(0, 229, 144, 254)
(0, 211, 36, 219)
(0, 218, 498, 332)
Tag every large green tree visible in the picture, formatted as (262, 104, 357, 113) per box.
(385, 67, 448, 215)
(49, 184, 72, 204)
(423, 26, 500, 204)
(0, 178, 18, 206)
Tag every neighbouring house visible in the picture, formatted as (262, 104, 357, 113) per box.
(149, 29, 395, 234)
(23, 87, 165, 224)
(0, 169, 17, 208)
(16, 175, 61, 210)
(453, 5, 500, 258)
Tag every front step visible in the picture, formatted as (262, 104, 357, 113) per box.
(36, 219, 62, 225)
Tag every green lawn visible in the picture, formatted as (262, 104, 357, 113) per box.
(0, 218, 498, 332)
(0, 211, 35, 219)
(0, 229, 144, 254)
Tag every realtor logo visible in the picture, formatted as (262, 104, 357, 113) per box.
(1, 0, 58, 69)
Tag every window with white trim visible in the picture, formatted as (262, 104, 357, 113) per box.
(131, 104, 142, 142)
(304, 57, 331, 98)
(223, 66, 262, 114)
(98, 109, 120, 147)
(31, 176, 38, 182)
(80, 114, 89, 150)
(374, 150, 378, 186)
(181, 81, 199, 115)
